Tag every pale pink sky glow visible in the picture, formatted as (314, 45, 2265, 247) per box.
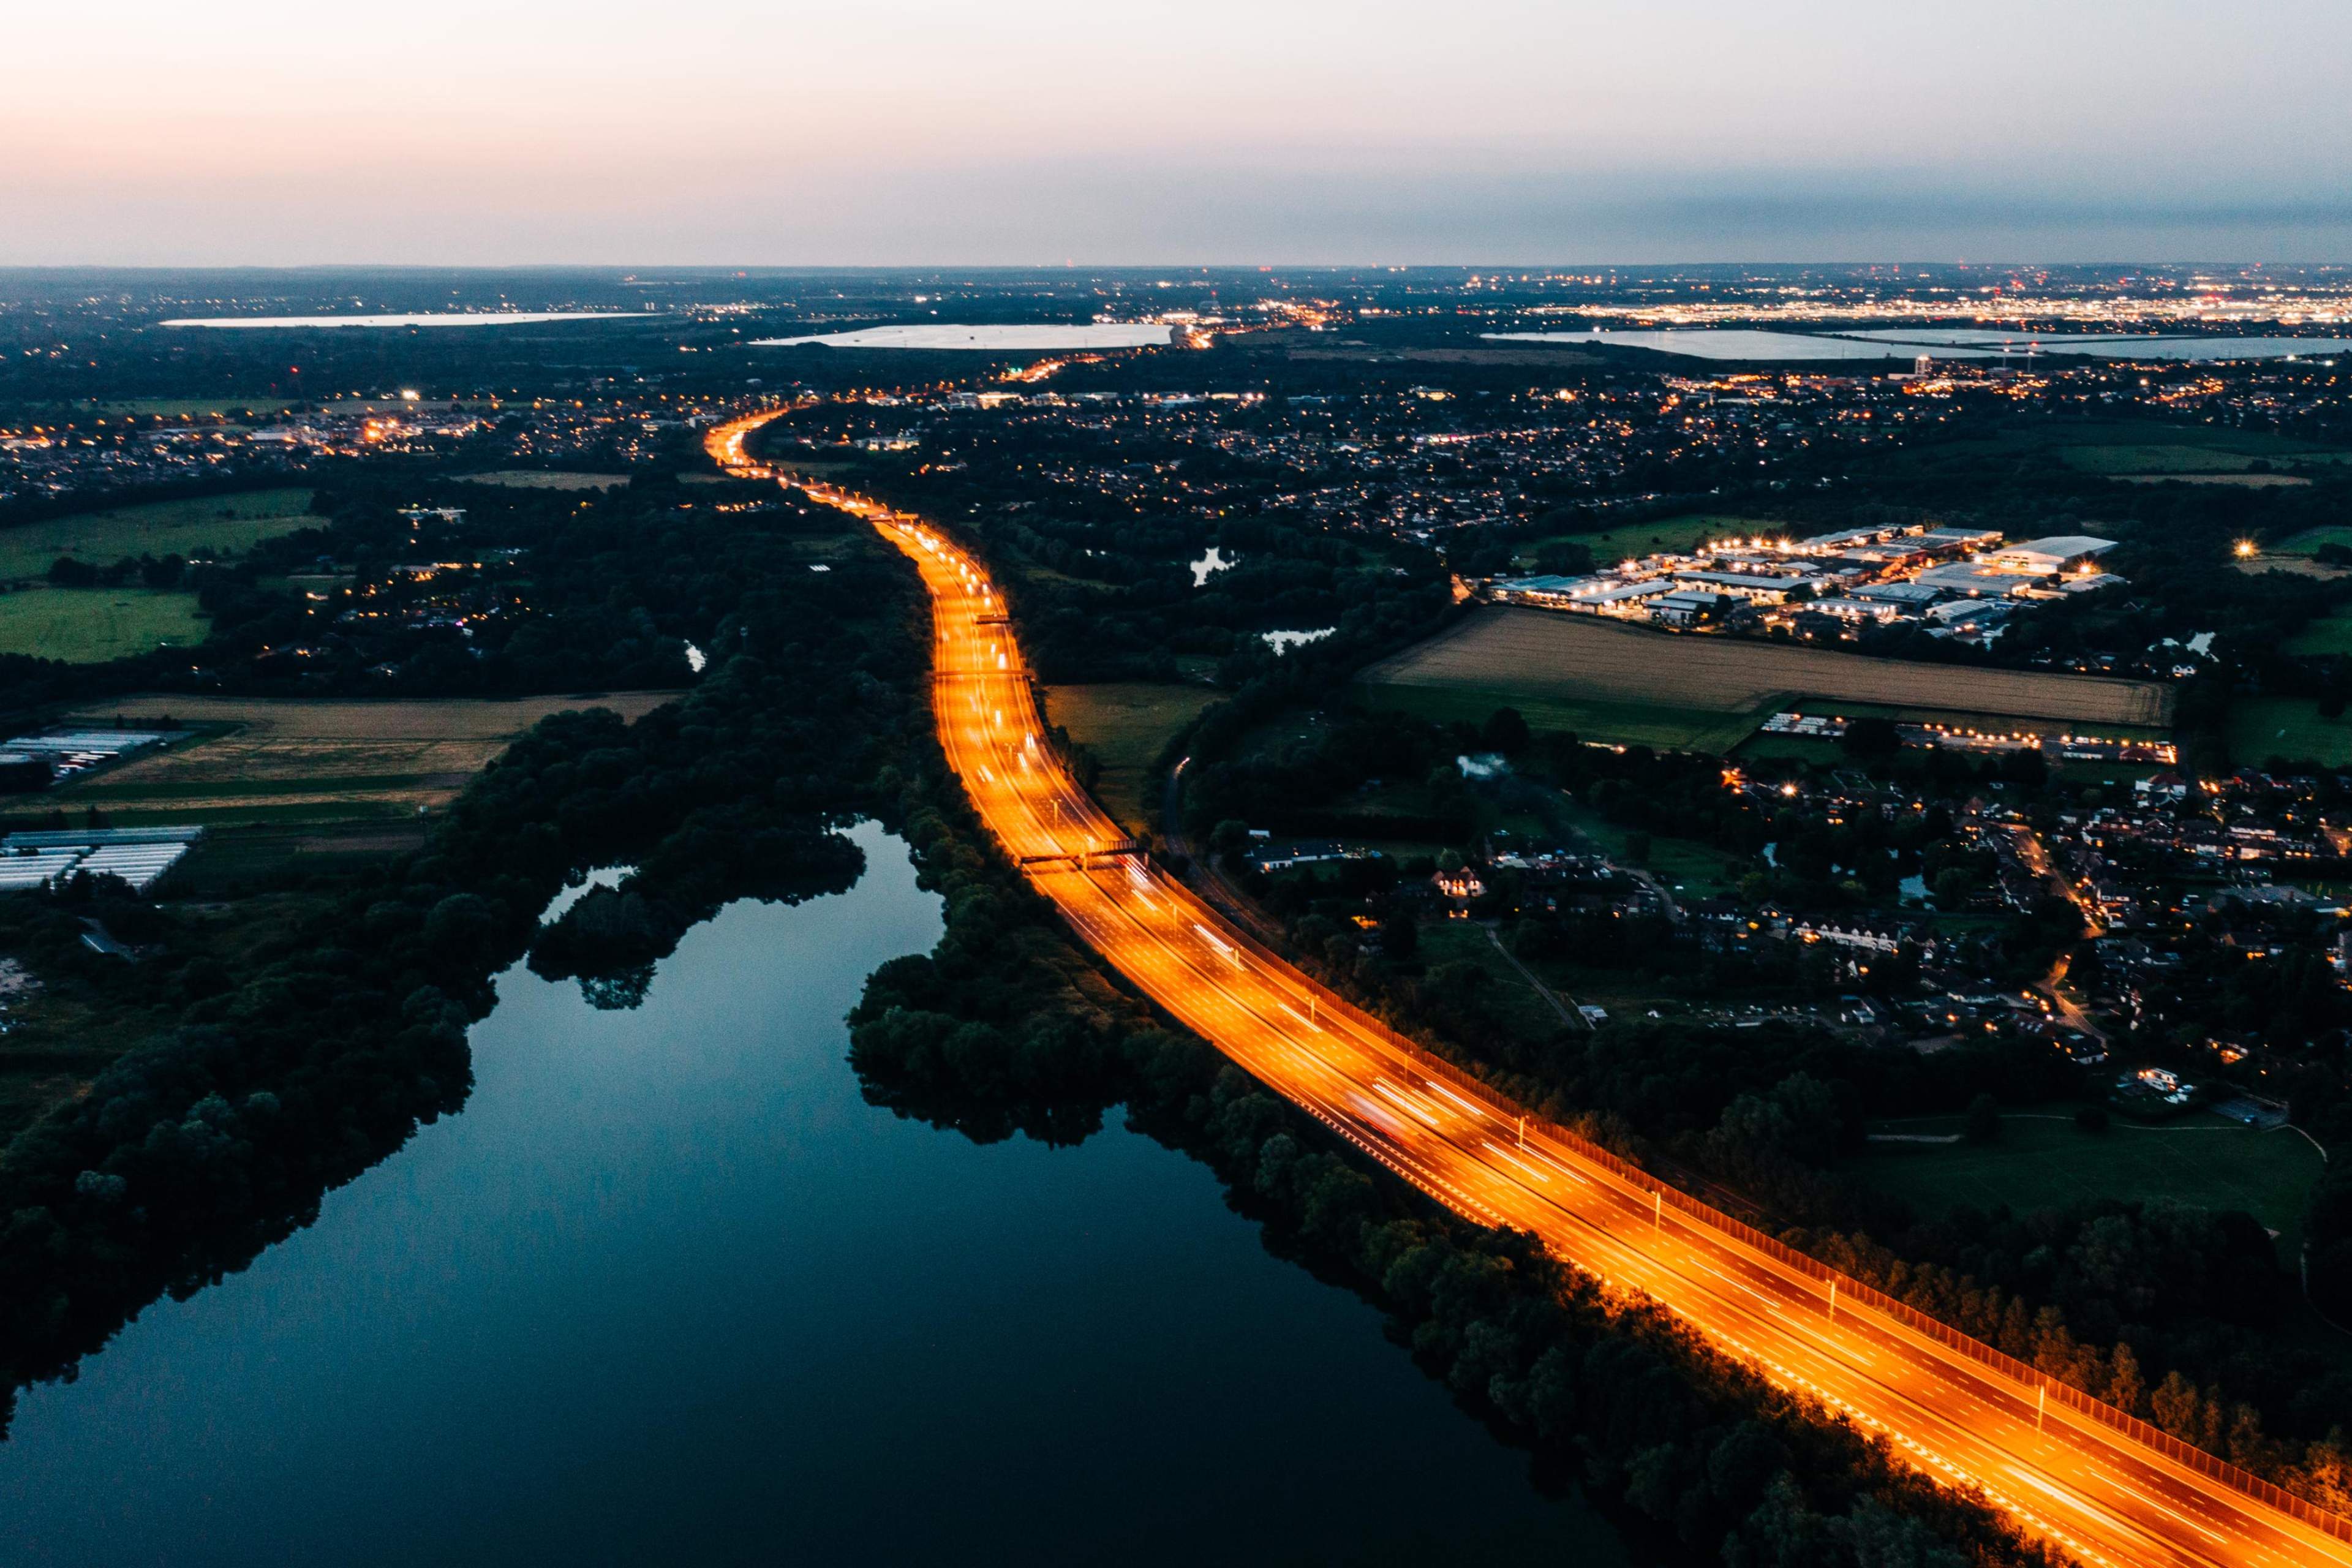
(9, 0, 2351, 263)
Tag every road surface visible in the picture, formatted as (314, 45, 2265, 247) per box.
(708, 412, 2352, 1568)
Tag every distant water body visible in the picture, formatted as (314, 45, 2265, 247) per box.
(754, 323, 1171, 350)
(1485, 330, 1992, 361)
(159, 312, 650, 329)
(1833, 330, 2352, 361)
(0, 823, 1615, 1567)
(1488, 328, 2347, 363)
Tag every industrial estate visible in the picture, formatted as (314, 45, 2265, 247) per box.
(4, 260, 2352, 1568)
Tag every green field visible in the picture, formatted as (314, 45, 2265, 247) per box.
(1420, 911, 1730, 1028)
(50, 690, 680, 826)
(2283, 612, 2352, 655)
(2275, 526, 2352, 559)
(2228, 695, 2352, 767)
(2064, 445, 2274, 475)
(1893, 421, 2352, 480)
(1362, 681, 1766, 753)
(1553, 797, 1752, 898)
(0, 488, 316, 580)
(2113, 472, 2313, 488)
(1045, 682, 1222, 833)
(1417, 921, 1578, 1040)
(1512, 515, 1784, 571)
(460, 470, 630, 491)
(1732, 732, 1848, 769)
(159, 822, 429, 899)
(1852, 1108, 2324, 1254)
(0, 585, 208, 662)
(2057, 428, 2352, 475)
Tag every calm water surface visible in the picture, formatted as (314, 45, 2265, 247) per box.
(1483, 328, 1993, 361)
(159, 312, 648, 329)
(751, 324, 1171, 350)
(0, 824, 1619, 1566)
(1490, 326, 2348, 363)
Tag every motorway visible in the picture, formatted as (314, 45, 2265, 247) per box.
(707, 412, 2352, 1568)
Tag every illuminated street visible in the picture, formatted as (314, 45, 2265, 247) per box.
(709, 411, 2352, 1568)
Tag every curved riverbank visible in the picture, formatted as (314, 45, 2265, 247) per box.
(758, 424, 2349, 1567)
(0, 825, 1618, 1566)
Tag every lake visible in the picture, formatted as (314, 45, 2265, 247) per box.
(1833, 328, 2352, 361)
(753, 324, 1171, 350)
(159, 312, 650, 329)
(1483, 329, 1992, 361)
(1190, 545, 1234, 587)
(0, 823, 1618, 1567)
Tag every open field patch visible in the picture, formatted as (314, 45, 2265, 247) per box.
(2063, 444, 2271, 475)
(2239, 557, 2349, 581)
(53, 690, 680, 823)
(2228, 695, 2352, 767)
(2056, 431, 2352, 475)
(1359, 610, 2173, 748)
(1852, 1107, 2323, 1254)
(0, 488, 316, 581)
(458, 470, 631, 491)
(2113, 472, 2312, 488)
(0, 586, 209, 662)
(1553, 798, 1752, 899)
(1415, 921, 1578, 1041)
(2283, 614, 2352, 657)
(1365, 682, 1763, 753)
(1046, 682, 1220, 833)
(1512, 516, 1782, 571)
(159, 821, 434, 899)
(2275, 526, 2352, 557)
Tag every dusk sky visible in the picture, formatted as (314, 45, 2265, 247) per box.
(12, 0, 2352, 265)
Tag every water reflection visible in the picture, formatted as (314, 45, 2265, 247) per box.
(0, 823, 1618, 1567)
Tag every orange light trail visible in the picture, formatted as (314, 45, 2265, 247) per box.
(707, 410, 2352, 1568)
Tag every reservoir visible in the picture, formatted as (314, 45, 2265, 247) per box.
(0, 823, 1617, 1566)
(1485, 329, 1992, 361)
(753, 323, 1172, 350)
(159, 312, 649, 329)
(1489, 328, 2348, 363)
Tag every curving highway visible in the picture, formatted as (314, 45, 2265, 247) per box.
(709, 410, 2352, 1568)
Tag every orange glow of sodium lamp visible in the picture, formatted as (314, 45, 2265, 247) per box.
(717, 407, 2352, 1568)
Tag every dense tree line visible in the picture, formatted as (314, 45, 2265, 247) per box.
(1261, 872, 2352, 1509)
(0, 488, 928, 1432)
(848, 729, 2054, 1567)
(747, 411, 1457, 687)
(1163, 677, 2352, 1507)
(0, 420, 2325, 1555)
(0, 470, 772, 721)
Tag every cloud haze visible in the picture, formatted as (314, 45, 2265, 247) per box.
(9, 0, 2350, 263)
